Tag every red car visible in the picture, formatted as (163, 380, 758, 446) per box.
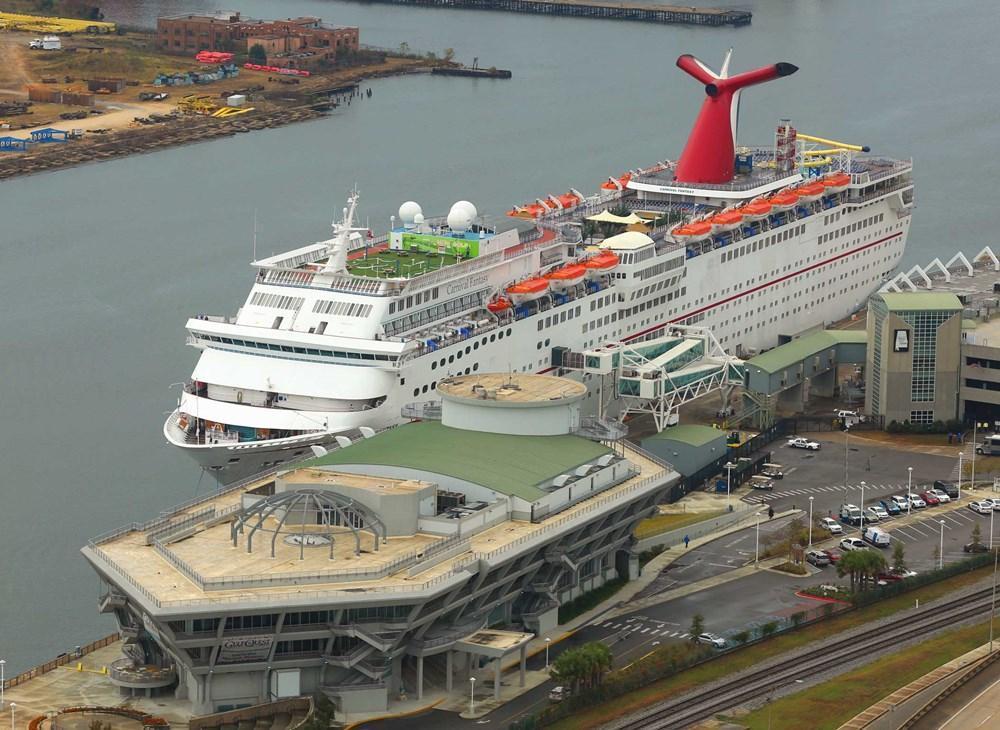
(822, 548, 843, 563)
(921, 491, 941, 506)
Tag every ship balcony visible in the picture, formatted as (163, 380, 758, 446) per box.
(109, 658, 177, 689)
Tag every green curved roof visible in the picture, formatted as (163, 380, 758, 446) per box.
(305, 421, 612, 501)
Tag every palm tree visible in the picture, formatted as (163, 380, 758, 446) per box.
(837, 550, 867, 591)
(582, 642, 613, 687)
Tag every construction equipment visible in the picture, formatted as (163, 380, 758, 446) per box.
(177, 94, 218, 115)
(0, 12, 116, 34)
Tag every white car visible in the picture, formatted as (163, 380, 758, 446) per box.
(697, 633, 726, 649)
(787, 437, 821, 450)
(840, 537, 867, 551)
(907, 494, 927, 508)
(870, 505, 890, 520)
(930, 489, 951, 503)
(820, 517, 843, 535)
(891, 494, 910, 510)
(969, 501, 994, 515)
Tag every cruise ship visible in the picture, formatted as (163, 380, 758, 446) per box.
(164, 52, 914, 481)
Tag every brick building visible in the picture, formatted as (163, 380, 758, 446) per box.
(156, 12, 360, 66)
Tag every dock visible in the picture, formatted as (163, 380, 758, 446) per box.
(345, 0, 751, 26)
(432, 66, 512, 79)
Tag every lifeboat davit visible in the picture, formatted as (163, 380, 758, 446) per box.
(709, 209, 745, 233)
(671, 220, 713, 243)
(768, 189, 800, 212)
(487, 298, 512, 313)
(600, 173, 632, 191)
(821, 172, 851, 195)
(795, 181, 826, 203)
(551, 192, 581, 209)
(584, 251, 619, 279)
(506, 277, 549, 304)
(739, 200, 772, 221)
(545, 263, 588, 291)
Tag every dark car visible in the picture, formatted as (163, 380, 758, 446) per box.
(879, 499, 901, 516)
(934, 480, 960, 499)
(964, 542, 990, 553)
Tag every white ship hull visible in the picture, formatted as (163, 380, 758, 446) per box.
(166, 183, 911, 482)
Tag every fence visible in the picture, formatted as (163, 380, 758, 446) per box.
(634, 503, 755, 553)
(2, 632, 120, 691)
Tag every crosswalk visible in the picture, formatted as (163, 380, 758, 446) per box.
(599, 619, 689, 640)
(743, 482, 906, 504)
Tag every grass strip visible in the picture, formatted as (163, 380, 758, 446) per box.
(726, 619, 991, 729)
(550, 564, 994, 730)
(633, 510, 725, 540)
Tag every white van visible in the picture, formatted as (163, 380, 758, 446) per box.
(863, 526, 891, 548)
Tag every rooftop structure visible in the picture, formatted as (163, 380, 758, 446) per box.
(87, 373, 678, 716)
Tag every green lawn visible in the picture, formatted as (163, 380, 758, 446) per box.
(346, 249, 460, 279)
(550, 564, 995, 730)
(633, 510, 725, 540)
(728, 620, 991, 730)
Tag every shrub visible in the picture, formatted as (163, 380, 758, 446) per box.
(761, 621, 779, 637)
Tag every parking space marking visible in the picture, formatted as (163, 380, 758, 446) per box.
(941, 514, 966, 527)
(906, 522, 934, 537)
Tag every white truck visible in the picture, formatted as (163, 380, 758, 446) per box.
(29, 36, 61, 51)
(863, 526, 891, 548)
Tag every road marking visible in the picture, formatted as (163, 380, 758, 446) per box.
(670, 631, 680, 637)
(660, 629, 673, 635)
(941, 514, 965, 527)
(785, 467, 798, 475)
(939, 671, 1000, 729)
(640, 627, 651, 634)
(907, 523, 933, 536)
(680, 633, 690, 639)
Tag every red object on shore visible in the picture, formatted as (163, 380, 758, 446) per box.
(242, 63, 311, 77)
(196, 51, 234, 63)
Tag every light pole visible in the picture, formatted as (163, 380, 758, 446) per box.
(1, 658, 5, 709)
(907, 467, 913, 517)
(972, 422, 979, 490)
(755, 512, 762, 567)
(939, 520, 946, 570)
(725, 462, 735, 508)
(844, 429, 850, 496)
(9, 703, 14, 730)
(545, 638, 551, 670)
(992, 507, 996, 551)
(959, 451, 964, 500)
(859, 481, 866, 535)
(469, 677, 476, 715)
(990, 548, 998, 653)
(808, 496, 814, 547)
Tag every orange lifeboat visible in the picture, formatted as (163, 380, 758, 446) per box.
(795, 181, 826, 203)
(821, 172, 851, 194)
(671, 220, 713, 243)
(584, 251, 619, 279)
(709, 209, 745, 233)
(506, 202, 548, 219)
(506, 277, 549, 304)
(545, 263, 588, 291)
(600, 173, 632, 191)
(555, 192, 581, 209)
(768, 189, 800, 212)
(739, 199, 772, 221)
(487, 298, 512, 313)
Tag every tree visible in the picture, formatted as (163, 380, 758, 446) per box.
(550, 642, 612, 693)
(972, 523, 983, 548)
(398, 41, 410, 56)
(837, 550, 870, 592)
(443, 47, 455, 62)
(892, 541, 907, 573)
(689, 613, 705, 640)
(248, 44, 267, 64)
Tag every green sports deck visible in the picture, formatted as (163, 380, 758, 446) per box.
(307, 420, 613, 500)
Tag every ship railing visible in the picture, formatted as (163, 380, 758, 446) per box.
(845, 178, 914, 205)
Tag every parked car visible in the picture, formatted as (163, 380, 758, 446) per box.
(880, 499, 902, 516)
(964, 542, 990, 553)
(891, 495, 910, 510)
(970, 501, 994, 515)
(820, 517, 843, 535)
(549, 686, 570, 702)
(876, 572, 904, 583)
(989, 498, 1000, 512)
(697, 633, 726, 649)
(806, 550, 831, 567)
(934, 480, 960, 499)
(749, 475, 775, 491)
(887, 567, 917, 579)
(840, 503, 863, 526)
(920, 491, 941, 506)
(864, 507, 882, 523)
(907, 494, 927, 509)
(836, 410, 863, 422)
(822, 548, 843, 563)
(870, 504, 890, 520)
(840, 537, 867, 551)
(761, 463, 784, 479)
(787, 437, 821, 450)
(929, 488, 951, 503)
(863, 526, 891, 548)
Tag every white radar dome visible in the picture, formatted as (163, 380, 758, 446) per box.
(398, 201, 423, 225)
(447, 200, 478, 233)
(453, 200, 478, 220)
(413, 213, 425, 225)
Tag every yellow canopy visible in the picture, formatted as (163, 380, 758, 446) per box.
(585, 210, 644, 225)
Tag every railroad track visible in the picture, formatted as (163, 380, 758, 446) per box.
(612, 586, 997, 730)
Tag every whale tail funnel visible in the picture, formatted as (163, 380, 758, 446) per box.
(673, 53, 798, 185)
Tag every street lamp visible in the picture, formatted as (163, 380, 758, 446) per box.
(725, 462, 735, 508)
(808, 496, 814, 547)
(469, 677, 476, 715)
(844, 429, 850, 496)
(939, 520, 946, 570)
(1, 658, 5, 709)
(907, 467, 913, 517)
(859, 481, 866, 534)
(755, 512, 762, 567)
(990, 548, 998, 653)
(545, 638, 551, 670)
(959, 451, 964, 500)
(9, 703, 14, 730)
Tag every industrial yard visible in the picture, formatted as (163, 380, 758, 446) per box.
(0, 12, 458, 178)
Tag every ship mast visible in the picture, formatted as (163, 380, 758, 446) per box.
(323, 190, 368, 274)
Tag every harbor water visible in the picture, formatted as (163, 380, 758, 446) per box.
(1, 0, 998, 673)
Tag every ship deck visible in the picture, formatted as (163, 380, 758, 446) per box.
(345, 248, 463, 279)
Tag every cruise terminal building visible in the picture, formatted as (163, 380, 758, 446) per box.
(83, 373, 678, 715)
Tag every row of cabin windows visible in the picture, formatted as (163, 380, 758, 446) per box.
(819, 213, 884, 245)
(388, 287, 441, 315)
(431, 329, 512, 369)
(193, 333, 395, 362)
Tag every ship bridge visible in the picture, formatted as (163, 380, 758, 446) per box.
(555, 325, 745, 431)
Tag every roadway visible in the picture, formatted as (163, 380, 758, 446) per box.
(913, 659, 1000, 729)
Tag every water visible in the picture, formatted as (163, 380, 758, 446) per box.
(0, 0, 996, 674)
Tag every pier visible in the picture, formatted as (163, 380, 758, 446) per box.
(347, 0, 751, 26)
